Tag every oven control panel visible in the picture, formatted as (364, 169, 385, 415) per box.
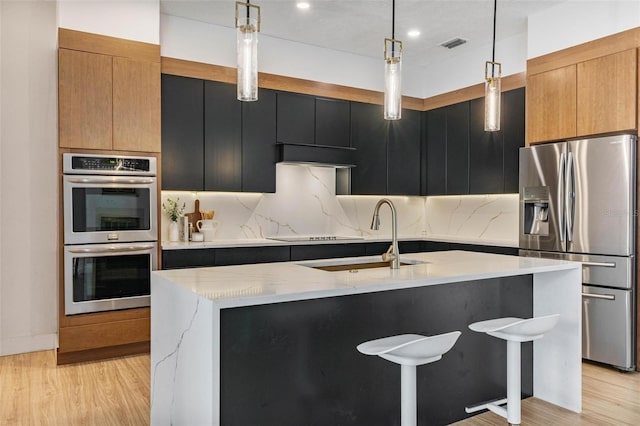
(63, 153, 157, 176)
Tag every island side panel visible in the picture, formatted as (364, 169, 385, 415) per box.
(533, 267, 582, 413)
(219, 275, 533, 426)
(150, 274, 215, 426)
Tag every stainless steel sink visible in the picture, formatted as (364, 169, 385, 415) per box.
(300, 258, 426, 272)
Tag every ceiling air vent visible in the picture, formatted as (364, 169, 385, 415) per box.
(440, 38, 467, 49)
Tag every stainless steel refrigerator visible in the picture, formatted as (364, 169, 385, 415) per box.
(519, 134, 636, 371)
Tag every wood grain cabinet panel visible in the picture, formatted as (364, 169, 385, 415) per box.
(577, 49, 637, 136)
(113, 57, 161, 152)
(58, 49, 113, 150)
(526, 65, 577, 144)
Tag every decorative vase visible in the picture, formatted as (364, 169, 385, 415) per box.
(169, 220, 180, 242)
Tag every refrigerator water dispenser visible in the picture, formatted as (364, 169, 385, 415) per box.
(522, 186, 550, 236)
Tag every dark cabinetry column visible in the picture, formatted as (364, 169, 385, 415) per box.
(161, 74, 204, 191)
(277, 92, 315, 144)
(243, 89, 277, 193)
(315, 97, 351, 147)
(204, 81, 242, 192)
(350, 102, 387, 194)
(446, 102, 470, 194)
(469, 98, 503, 194)
(425, 107, 447, 195)
(388, 109, 421, 195)
(502, 88, 525, 193)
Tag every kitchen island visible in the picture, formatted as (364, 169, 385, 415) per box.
(150, 251, 581, 425)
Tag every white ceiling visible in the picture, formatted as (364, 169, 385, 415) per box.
(160, 0, 566, 68)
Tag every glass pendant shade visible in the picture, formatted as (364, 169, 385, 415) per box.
(484, 61, 501, 131)
(384, 39, 402, 120)
(235, 2, 260, 102)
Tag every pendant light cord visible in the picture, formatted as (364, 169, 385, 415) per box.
(246, 0, 250, 19)
(491, 0, 497, 77)
(391, 0, 396, 55)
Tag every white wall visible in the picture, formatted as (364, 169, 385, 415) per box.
(58, 0, 160, 44)
(0, 1, 58, 356)
(160, 14, 425, 97)
(528, 0, 640, 59)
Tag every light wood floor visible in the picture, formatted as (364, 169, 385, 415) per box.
(0, 350, 638, 425)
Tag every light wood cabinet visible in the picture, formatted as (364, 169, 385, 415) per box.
(59, 49, 161, 152)
(58, 49, 113, 150)
(526, 65, 577, 144)
(526, 48, 637, 144)
(577, 49, 637, 136)
(113, 57, 161, 152)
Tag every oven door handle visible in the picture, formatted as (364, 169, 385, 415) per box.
(68, 244, 156, 254)
(65, 176, 155, 184)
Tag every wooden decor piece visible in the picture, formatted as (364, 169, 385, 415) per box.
(184, 199, 202, 228)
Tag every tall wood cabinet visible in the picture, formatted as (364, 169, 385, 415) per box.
(58, 31, 161, 152)
(526, 48, 637, 144)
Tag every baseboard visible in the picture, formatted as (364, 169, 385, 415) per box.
(0, 332, 58, 356)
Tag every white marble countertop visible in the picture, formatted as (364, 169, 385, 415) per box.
(161, 235, 518, 250)
(152, 250, 578, 308)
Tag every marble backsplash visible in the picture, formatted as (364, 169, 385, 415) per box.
(161, 164, 518, 245)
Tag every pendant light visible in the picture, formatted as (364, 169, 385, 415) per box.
(235, 1, 260, 102)
(484, 0, 501, 131)
(384, 0, 402, 120)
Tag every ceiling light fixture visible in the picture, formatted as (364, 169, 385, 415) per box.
(296, 2, 310, 9)
(484, 0, 501, 131)
(235, 1, 260, 102)
(407, 29, 420, 38)
(384, 0, 402, 120)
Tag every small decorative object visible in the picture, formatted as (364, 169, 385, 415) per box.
(162, 197, 186, 242)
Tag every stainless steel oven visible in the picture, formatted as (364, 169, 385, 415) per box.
(63, 153, 157, 244)
(64, 242, 157, 315)
(62, 153, 158, 315)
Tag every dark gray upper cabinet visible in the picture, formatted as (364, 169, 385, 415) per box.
(424, 87, 524, 195)
(425, 103, 471, 196)
(502, 88, 525, 193)
(276, 92, 315, 144)
(243, 89, 277, 193)
(468, 87, 526, 194)
(204, 80, 242, 192)
(277, 92, 351, 148)
(446, 102, 470, 194)
(349, 102, 387, 194)
(425, 107, 447, 195)
(161, 76, 277, 193)
(315, 97, 350, 147)
(161, 74, 204, 191)
(469, 97, 503, 194)
(388, 109, 421, 195)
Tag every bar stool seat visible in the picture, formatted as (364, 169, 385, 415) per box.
(466, 314, 560, 425)
(357, 331, 461, 426)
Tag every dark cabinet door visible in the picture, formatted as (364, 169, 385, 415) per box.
(290, 244, 366, 261)
(204, 81, 242, 191)
(277, 92, 315, 144)
(161, 75, 204, 190)
(350, 102, 387, 194)
(502, 88, 525, 193)
(469, 97, 504, 194)
(315, 97, 350, 147)
(215, 246, 290, 266)
(446, 102, 469, 195)
(162, 249, 215, 269)
(243, 89, 277, 193)
(388, 109, 421, 195)
(425, 107, 447, 195)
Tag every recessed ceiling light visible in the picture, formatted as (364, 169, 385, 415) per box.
(297, 2, 310, 10)
(407, 29, 421, 38)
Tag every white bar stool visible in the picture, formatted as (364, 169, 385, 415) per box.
(357, 331, 461, 426)
(465, 314, 560, 425)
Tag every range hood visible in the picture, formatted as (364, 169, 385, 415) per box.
(277, 142, 356, 168)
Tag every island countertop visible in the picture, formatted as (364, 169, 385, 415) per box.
(152, 250, 581, 308)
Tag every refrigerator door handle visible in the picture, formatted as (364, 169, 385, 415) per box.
(567, 151, 576, 242)
(558, 152, 566, 242)
(582, 261, 616, 268)
(582, 292, 615, 301)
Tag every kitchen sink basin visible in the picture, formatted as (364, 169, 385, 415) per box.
(301, 258, 426, 272)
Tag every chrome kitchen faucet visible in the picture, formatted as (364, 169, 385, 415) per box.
(370, 198, 400, 269)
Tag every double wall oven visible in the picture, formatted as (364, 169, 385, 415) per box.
(62, 153, 158, 315)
